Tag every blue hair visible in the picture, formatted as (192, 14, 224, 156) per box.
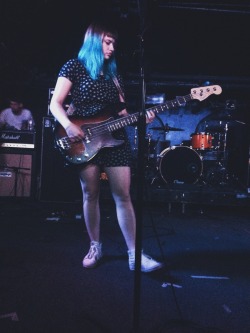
(78, 21, 118, 80)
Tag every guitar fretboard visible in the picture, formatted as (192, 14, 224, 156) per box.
(106, 94, 192, 132)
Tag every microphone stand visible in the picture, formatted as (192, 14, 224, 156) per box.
(132, 20, 147, 333)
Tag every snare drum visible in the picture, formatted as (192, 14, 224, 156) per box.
(158, 146, 203, 184)
(191, 132, 213, 150)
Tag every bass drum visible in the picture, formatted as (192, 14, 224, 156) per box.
(158, 146, 203, 184)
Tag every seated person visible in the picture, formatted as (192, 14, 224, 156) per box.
(0, 96, 35, 131)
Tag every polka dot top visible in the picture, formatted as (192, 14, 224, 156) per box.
(58, 58, 132, 167)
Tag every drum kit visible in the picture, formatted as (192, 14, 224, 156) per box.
(143, 121, 232, 186)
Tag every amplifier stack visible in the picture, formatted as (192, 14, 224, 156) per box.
(0, 130, 36, 197)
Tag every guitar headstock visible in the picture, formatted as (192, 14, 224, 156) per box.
(191, 85, 222, 101)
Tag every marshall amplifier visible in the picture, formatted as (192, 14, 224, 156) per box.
(0, 130, 35, 149)
(0, 150, 36, 197)
(0, 129, 36, 197)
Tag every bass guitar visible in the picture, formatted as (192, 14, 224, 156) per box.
(54, 85, 222, 164)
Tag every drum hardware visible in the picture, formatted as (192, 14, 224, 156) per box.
(145, 137, 170, 160)
(144, 119, 237, 186)
(134, 126, 138, 148)
(146, 145, 231, 187)
(192, 117, 237, 184)
(215, 123, 231, 184)
(145, 133, 154, 161)
(149, 124, 185, 132)
(197, 122, 233, 185)
(212, 132, 224, 151)
(146, 123, 184, 161)
(202, 163, 228, 186)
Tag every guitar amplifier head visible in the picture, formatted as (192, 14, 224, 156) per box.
(0, 130, 36, 149)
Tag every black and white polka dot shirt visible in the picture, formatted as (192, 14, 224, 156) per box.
(58, 58, 132, 167)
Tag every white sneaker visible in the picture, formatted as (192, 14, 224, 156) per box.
(83, 241, 102, 268)
(128, 250, 163, 272)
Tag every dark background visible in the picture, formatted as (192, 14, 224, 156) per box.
(0, 0, 250, 193)
(1, 1, 250, 110)
(1, 1, 250, 94)
(1, 4, 250, 332)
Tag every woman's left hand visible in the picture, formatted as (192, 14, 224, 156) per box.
(118, 108, 155, 124)
(146, 110, 155, 124)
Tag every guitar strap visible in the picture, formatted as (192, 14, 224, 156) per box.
(112, 76, 125, 102)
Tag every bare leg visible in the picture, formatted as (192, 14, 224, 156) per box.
(105, 166, 136, 251)
(79, 164, 101, 242)
(80, 164, 163, 272)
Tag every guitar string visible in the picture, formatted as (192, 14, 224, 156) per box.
(62, 90, 217, 145)
(62, 95, 193, 145)
(79, 94, 193, 139)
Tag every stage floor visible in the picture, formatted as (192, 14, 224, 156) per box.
(0, 199, 250, 333)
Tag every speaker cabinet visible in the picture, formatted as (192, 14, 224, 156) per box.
(247, 146, 250, 194)
(226, 124, 249, 189)
(38, 117, 82, 202)
(0, 151, 35, 197)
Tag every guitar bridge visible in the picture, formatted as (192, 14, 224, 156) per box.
(85, 135, 91, 143)
(57, 137, 71, 150)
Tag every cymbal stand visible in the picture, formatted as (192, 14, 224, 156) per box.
(218, 122, 230, 184)
(133, 126, 138, 153)
(145, 132, 152, 162)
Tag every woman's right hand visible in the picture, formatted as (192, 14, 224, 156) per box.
(65, 122, 85, 142)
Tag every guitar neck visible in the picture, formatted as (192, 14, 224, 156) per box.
(107, 93, 192, 132)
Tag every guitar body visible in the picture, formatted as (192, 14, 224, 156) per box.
(55, 115, 124, 164)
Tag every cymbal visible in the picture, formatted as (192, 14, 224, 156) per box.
(207, 127, 226, 133)
(211, 117, 241, 122)
(149, 126, 184, 132)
